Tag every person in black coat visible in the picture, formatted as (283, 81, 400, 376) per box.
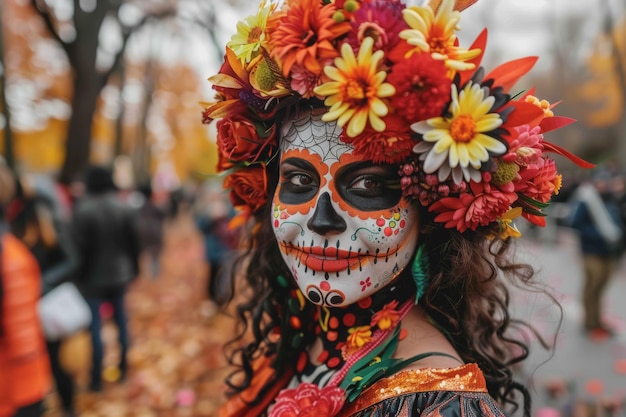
(72, 166, 140, 391)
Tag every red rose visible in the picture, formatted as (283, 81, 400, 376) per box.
(224, 165, 268, 214)
(217, 152, 234, 173)
(269, 383, 345, 417)
(217, 115, 277, 165)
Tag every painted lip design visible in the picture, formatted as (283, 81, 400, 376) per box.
(279, 243, 399, 273)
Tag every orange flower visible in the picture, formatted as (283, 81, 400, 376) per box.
(371, 300, 401, 330)
(345, 326, 372, 352)
(269, 0, 350, 77)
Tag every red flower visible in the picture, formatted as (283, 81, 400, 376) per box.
(430, 179, 518, 232)
(345, 1, 407, 54)
(387, 53, 451, 123)
(290, 62, 329, 99)
(217, 152, 234, 173)
(224, 165, 269, 214)
(269, 383, 345, 417)
(502, 124, 544, 166)
(515, 158, 559, 204)
(212, 52, 248, 100)
(371, 300, 401, 330)
(342, 115, 414, 164)
(216, 115, 277, 164)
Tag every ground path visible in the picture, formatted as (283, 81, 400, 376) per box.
(514, 226, 626, 416)
(44, 213, 237, 417)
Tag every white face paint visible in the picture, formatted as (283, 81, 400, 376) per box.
(271, 111, 420, 307)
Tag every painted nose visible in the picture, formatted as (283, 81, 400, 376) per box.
(307, 192, 347, 235)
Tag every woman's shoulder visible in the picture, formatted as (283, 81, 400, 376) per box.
(339, 363, 507, 417)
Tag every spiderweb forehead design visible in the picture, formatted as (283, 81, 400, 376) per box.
(280, 112, 353, 162)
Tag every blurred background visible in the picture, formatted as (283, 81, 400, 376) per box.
(0, 0, 625, 416)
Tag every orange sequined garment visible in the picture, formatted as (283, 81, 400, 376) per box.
(338, 363, 507, 417)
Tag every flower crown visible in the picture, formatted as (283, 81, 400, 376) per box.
(202, 0, 592, 236)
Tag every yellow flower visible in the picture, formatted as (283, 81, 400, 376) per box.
(313, 37, 395, 138)
(554, 174, 563, 195)
(489, 207, 523, 240)
(346, 325, 372, 349)
(525, 95, 555, 117)
(412, 81, 506, 184)
(399, 0, 480, 74)
(227, 0, 275, 65)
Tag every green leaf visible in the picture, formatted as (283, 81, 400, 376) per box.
(517, 193, 551, 209)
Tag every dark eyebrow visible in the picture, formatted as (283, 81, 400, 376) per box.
(281, 157, 317, 172)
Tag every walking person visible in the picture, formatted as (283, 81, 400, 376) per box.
(136, 183, 166, 279)
(569, 170, 624, 338)
(7, 174, 80, 417)
(0, 158, 52, 417)
(72, 165, 141, 391)
(194, 178, 239, 305)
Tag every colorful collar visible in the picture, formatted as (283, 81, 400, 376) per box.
(302, 274, 416, 370)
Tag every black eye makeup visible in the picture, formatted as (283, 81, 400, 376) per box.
(336, 162, 402, 211)
(278, 157, 320, 204)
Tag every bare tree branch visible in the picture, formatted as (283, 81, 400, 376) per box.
(30, 0, 72, 58)
(101, 7, 177, 90)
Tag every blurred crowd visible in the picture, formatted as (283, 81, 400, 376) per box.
(0, 158, 237, 417)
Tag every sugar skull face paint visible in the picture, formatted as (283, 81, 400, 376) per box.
(272, 111, 420, 307)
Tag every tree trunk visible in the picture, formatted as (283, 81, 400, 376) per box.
(59, 71, 100, 184)
(0, 0, 15, 169)
(57, 0, 108, 184)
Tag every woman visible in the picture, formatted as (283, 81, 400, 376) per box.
(0, 159, 52, 417)
(8, 175, 80, 417)
(202, 0, 592, 416)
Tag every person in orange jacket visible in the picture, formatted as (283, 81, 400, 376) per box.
(0, 158, 51, 417)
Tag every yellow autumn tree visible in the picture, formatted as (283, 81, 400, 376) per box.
(578, 11, 626, 128)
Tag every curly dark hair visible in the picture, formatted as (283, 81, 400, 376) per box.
(417, 217, 554, 416)
(219, 139, 557, 417)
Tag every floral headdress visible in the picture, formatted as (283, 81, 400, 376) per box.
(202, 0, 592, 236)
